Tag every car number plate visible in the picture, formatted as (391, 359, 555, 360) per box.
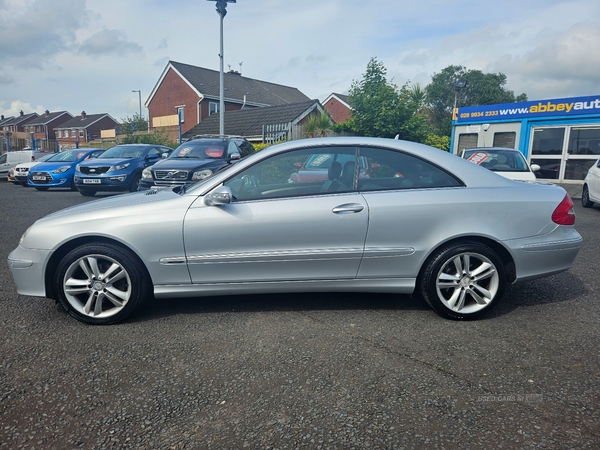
(32, 176, 46, 181)
(83, 179, 101, 184)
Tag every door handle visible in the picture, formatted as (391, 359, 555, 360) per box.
(332, 203, 365, 214)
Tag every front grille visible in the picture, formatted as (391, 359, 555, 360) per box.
(155, 170, 189, 180)
(15, 167, 29, 175)
(79, 166, 109, 175)
(29, 171, 51, 184)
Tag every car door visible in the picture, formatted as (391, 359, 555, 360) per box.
(589, 159, 600, 201)
(183, 145, 369, 284)
(354, 146, 464, 279)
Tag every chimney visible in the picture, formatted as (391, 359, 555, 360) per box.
(20, 110, 24, 116)
(1, 115, 4, 120)
(81, 111, 87, 120)
(45, 110, 50, 117)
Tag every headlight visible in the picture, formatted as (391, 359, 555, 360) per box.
(107, 163, 130, 172)
(192, 169, 213, 181)
(52, 165, 70, 174)
(75, 164, 81, 171)
(19, 226, 32, 246)
(142, 168, 153, 180)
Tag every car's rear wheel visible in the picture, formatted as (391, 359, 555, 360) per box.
(582, 184, 594, 208)
(34, 187, 49, 191)
(79, 189, 96, 196)
(54, 243, 151, 325)
(129, 174, 141, 192)
(419, 241, 506, 320)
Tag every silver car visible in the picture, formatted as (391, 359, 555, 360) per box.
(8, 137, 582, 324)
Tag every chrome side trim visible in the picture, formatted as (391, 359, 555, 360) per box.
(186, 248, 363, 264)
(520, 237, 583, 252)
(159, 257, 187, 265)
(363, 247, 415, 257)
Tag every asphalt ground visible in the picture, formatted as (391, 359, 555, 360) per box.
(0, 181, 598, 449)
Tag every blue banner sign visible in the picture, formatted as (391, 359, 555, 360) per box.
(455, 95, 600, 123)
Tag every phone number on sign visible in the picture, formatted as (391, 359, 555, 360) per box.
(460, 111, 499, 119)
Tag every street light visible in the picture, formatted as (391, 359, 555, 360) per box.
(132, 90, 142, 119)
(207, 0, 236, 136)
(452, 80, 467, 121)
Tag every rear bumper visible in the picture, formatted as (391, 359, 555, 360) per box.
(509, 228, 583, 282)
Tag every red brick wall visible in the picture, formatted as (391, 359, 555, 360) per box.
(324, 98, 352, 123)
(148, 68, 201, 135)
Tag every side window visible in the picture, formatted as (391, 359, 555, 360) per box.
(237, 140, 255, 158)
(0, 154, 6, 164)
(224, 146, 357, 201)
(147, 147, 161, 158)
(357, 147, 461, 191)
(227, 141, 240, 157)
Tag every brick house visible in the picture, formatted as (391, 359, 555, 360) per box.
(1, 111, 39, 133)
(323, 93, 352, 123)
(146, 61, 311, 138)
(182, 100, 326, 142)
(22, 110, 73, 142)
(54, 111, 119, 147)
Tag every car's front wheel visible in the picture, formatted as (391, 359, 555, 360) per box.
(419, 241, 506, 320)
(34, 187, 49, 191)
(582, 184, 594, 208)
(54, 243, 151, 325)
(78, 189, 96, 196)
(129, 174, 141, 192)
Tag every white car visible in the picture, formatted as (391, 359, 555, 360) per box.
(462, 147, 540, 181)
(13, 153, 54, 186)
(582, 159, 600, 208)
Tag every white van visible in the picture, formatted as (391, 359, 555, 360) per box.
(0, 149, 45, 179)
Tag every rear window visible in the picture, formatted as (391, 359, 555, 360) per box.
(464, 149, 530, 172)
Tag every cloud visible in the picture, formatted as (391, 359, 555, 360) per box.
(79, 29, 143, 57)
(0, 0, 87, 61)
(0, 100, 44, 117)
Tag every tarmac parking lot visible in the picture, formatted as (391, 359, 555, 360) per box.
(0, 181, 598, 449)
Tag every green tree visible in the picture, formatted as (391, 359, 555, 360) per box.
(347, 58, 426, 142)
(119, 114, 148, 135)
(425, 65, 527, 136)
(304, 111, 333, 138)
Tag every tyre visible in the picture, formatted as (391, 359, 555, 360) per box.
(54, 243, 151, 325)
(582, 184, 594, 208)
(419, 241, 506, 320)
(70, 178, 78, 191)
(129, 174, 141, 192)
(34, 186, 49, 191)
(79, 189, 96, 196)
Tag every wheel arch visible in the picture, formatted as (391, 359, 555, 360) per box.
(417, 236, 516, 285)
(45, 236, 152, 300)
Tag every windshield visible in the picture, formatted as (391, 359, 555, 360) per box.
(34, 153, 54, 162)
(101, 146, 144, 159)
(170, 142, 226, 160)
(46, 150, 90, 163)
(464, 149, 530, 172)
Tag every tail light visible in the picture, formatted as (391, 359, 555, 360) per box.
(552, 194, 575, 225)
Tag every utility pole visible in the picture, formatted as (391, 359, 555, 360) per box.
(207, 0, 236, 136)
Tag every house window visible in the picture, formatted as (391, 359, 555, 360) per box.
(71, 129, 76, 138)
(57, 130, 62, 138)
(209, 102, 219, 116)
(79, 129, 84, 138)
(36, 125, 41, 133)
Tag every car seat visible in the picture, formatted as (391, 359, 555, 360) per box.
(320, 161, 343, 193)
(338, 161, 355, 191)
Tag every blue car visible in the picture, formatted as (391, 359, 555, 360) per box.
(74, 144, 173, 196)
(28, 148, 106, 191)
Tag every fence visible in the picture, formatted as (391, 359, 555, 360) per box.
(262, 123, 305, 144)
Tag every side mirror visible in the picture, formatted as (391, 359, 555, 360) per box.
(205, 185, 232, 206)
(530, 164, 541, 172)
(161, 153, 169, 159)
(228, 152, 241, 162)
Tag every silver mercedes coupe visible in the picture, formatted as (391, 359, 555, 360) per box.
(8, 137, 582, 324)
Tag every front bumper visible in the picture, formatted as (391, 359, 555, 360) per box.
(7, 246, 52, 297)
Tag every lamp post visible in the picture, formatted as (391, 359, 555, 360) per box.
(132, 90, 142, 119)
(207, 0, 236, 136)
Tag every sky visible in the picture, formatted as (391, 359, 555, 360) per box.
(1, 0, 599, 122)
